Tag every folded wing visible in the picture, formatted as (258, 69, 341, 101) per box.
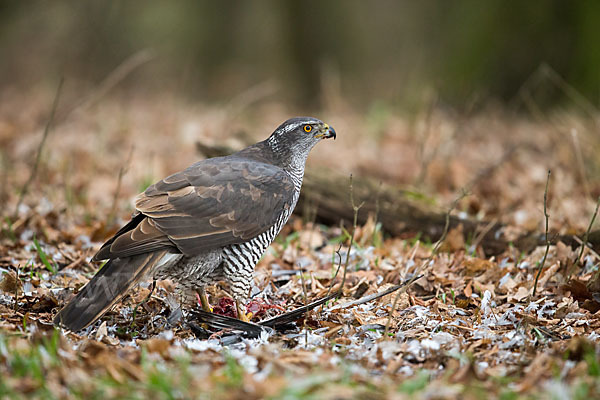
(94, 156, 294, 261)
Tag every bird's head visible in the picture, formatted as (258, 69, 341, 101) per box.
(267, 117, 336, 155)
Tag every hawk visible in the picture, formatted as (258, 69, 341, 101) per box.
(54, 117, 336, 331)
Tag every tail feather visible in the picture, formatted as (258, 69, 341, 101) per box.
(54, 251, 167, 331)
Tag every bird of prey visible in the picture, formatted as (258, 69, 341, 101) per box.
(54, 117, 336, 331)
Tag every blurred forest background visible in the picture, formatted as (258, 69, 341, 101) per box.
(4, 3, 600, 398)
(1, 0, 599, 110)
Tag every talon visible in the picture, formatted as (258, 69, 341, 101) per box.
(240, 311, 253, 322)
(197, 289, 212, 313)
(235, 299, 252, 322)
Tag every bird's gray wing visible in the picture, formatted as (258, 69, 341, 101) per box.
(93, 156, 295, 260)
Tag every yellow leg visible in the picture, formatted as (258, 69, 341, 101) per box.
(235, 299, 253, 322)
(197, 288, 212, 313)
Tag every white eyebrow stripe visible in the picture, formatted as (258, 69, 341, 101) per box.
(279, 122, 303, 133)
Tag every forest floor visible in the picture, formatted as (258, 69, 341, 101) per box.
(1, 87, 600, 399)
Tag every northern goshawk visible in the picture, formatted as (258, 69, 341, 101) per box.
(54, 117, 336, 331)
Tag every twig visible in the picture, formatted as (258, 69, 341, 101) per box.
(570, 129, 591, 201)
(132, 280, 157, 328)
(225, 80, 278, 120)
(0, 151, 8, 209)
(298, 264, 309, 306)
(337, 174, 364, 299)
(466, 145, 518, 192)
(372, 181, 383, 245)
(325, 244, 343, 298)
(298, 261, 309, 346)
(469, 218, 499, 255)
(513, 63, 600, 127)
(60, 49, 155, 121)
(328, 275, 423, 311)
(533, 170, 551, 297)
(14, 265, 20, 312)
(572, 236, 600, 265)
(107, 145, 135, 226)
(62, 253, 88, 270)
(415, 99, 438, 186)
(384, 188, 468, 338)
(13, 78, 64, 218)
(575, 196, 600, 270)
(540, 64, 599, 124)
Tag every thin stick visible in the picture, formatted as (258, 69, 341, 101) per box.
(540, 64, 599, 123)
(372, 181, 383, 245)
(572, 236, 600, 261)
(415, 100, 437, 186)
(298, 259, 310, 347)
(570, 129, 591, 201)
(533, 170, 551, 297)
(61, 49, 155, 121)
(469, 218, 498, 255)
(337, 174, 364, 299)
(14, 78, 64, 218)
(384, 188, 468, 338)
(575, 196, 600, 269)
(328, 275, 423, 311)
(466, 145, 517, 192)
(107, 145, 134, 226)
(132, 279, 157, 327)
(14, 265, 20, 311)
(298, 265, 309, 306)
(325, 244, 343, 298)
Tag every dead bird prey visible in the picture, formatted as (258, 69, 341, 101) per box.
(54, 117, 336, 331)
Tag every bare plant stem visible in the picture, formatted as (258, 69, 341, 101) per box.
(132, 279, 157, 328)
(325, 244, 343, 298)
(575, 196, 600, 270)
(470, 218, 498, 255)
(415, 98, 437, 186)
(107, 145, 134, 226)
(540, 64, 599, 123)
(337, 175, 364, 300)
(570, 129, 591, 201)
(61, 50, 155, 121)
(299, 265, 309, 306)
(14, 265, 20, 312)
(372, 181, 383, 245)
(14, 78, 64, 218)
(533, 170, 551, 297)
(384, 188, 468, 338)
(298, 260, 310, 346)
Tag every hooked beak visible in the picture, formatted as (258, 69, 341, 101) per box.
(316, 123, 336, 140)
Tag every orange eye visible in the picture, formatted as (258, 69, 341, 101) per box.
(303, 125, 312, 133)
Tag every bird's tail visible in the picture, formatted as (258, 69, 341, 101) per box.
(54, 251, 167, 331)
